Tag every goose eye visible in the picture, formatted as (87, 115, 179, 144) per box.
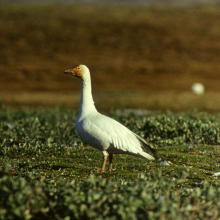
(77, 67, 80, 70)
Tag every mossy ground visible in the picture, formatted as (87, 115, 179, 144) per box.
(1, 107, 220, 188)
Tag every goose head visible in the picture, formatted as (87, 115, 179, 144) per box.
(63, 64, 90, 81)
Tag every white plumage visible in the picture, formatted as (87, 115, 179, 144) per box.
(63, 64, 158, 172)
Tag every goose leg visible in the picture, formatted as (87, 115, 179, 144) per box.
(108, 154, 113, 171)
(101, 155, 108, 172)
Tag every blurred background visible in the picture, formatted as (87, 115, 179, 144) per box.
(1, 0, 220, 112)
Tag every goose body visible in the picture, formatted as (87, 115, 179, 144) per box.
(64, 64, 158, 172)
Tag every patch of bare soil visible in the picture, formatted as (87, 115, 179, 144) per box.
(1, 4, 220, 111)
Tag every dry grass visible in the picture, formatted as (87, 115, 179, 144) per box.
(2, 91, 220, 113)
(1, 4, 220, 111)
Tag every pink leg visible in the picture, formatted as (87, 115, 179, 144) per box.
(108, 154, 113, 171)
(101, 155, 108, 172)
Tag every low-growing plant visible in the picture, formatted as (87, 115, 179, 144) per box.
(0, 163, 220, 220)
(1, 106, 220, 219)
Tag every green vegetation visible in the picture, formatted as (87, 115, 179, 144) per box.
(1, 3, 220, 219)
(0, 106, 220, 219)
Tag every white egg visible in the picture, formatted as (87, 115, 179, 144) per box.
(191, 83, 205, 95)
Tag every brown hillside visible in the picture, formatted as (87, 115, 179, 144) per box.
(1, 4, 220, 111)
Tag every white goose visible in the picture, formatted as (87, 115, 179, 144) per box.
(63, 64, 158, 172)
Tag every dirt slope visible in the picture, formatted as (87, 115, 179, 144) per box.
(1, 4, 220, 111)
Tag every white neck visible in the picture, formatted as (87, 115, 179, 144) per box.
(78, 77, 97, 119)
